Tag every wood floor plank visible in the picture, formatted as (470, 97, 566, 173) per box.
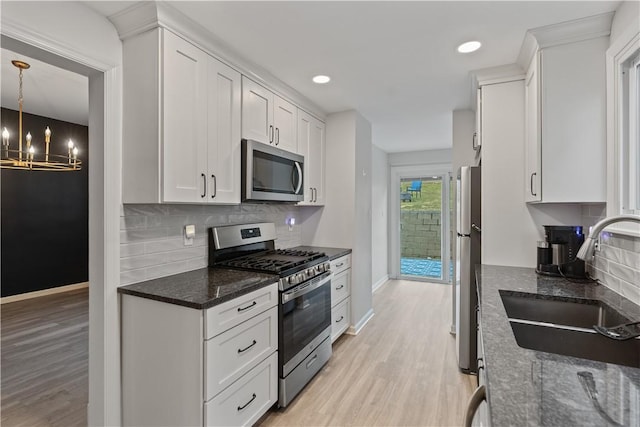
(1, 288, 88, 427)
(1, 281, 475, 427)
(259, 280, 476, 427)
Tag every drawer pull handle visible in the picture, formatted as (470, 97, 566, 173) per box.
(336, 316, 344, 323)
(335, 262, 344, 267)
(306, 354, 318, 369)
(237, 301, 257, 312)
(237, 340, 257, 354)
(335, 285, 344, 290)
(237, 393, 257, 411)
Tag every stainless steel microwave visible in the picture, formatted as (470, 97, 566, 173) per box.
(241, 139, 304, 202)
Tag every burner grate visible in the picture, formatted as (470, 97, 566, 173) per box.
(215, 249, 326, 274)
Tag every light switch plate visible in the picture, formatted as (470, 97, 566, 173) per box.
(184, 224, 195, 246)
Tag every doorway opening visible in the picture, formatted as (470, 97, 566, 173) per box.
(391, 165, 452, 283)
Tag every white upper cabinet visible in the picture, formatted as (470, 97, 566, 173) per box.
(297, 110, 325, 205)
(273, 96, 298, 152)
(206, 57, 242, 204)
(122, 28, 241, 204)
(523, 34, 608, 203)
(524, 52, 541, 202)
(162, 31, 209, 202)
(242, 78, 273, 144)
(242, 76, 298, 152)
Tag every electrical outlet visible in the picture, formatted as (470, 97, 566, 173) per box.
(184, 224, 195, 246)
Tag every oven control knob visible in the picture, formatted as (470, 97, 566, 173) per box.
(307, 268, 314, 277)
(324, 262, 331, 272)
(316, 264, 323, 273)
(289, 275, 299, 285)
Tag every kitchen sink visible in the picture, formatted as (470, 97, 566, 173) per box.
(500, 290, 630, 328)
(500, 290, 640, 368)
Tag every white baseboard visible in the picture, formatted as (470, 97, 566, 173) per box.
(346, 308, 375, 336)
(1, 282, 89, 304)
(372, 275, 390, 293)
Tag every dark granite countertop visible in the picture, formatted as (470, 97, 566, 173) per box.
(477, 265, 640, 427)
(118, 268, 278, 310)
(292, 246, 351, 261)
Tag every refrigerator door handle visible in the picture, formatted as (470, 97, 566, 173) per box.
(457, 232, 471, 238)
(471, 224, 482, 233)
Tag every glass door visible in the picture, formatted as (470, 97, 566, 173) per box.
(397, 173, 451, 282)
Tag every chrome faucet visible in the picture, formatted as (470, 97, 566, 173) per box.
(576, 214, 640, 261)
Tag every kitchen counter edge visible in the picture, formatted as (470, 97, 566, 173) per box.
(118, 267, 279, 310)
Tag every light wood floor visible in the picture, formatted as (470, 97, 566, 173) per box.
(260, 280, 476, 427)
(0, 281, 475, 427)
(1, 288, 88, 427)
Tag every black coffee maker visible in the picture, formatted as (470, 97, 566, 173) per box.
(536, 225, 587, 279)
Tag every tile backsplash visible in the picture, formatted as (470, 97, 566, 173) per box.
(120, 204, 302, 285)
(582, 204, 640, 305)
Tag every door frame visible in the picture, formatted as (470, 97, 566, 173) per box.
(1, 23, 122, 426)
(389, 164, 452, 283)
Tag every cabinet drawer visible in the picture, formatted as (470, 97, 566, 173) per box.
(205, 351, 278, 427)
(331, 297, 350, 343)
(205, 306, 277, 401)
(330, 255, 351, 275)
(205, 283, 278, 339)
(331, 269, 350, 306)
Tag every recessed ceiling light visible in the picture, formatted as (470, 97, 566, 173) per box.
(457, 41, 482, 54)
(312, 75, 331, 84)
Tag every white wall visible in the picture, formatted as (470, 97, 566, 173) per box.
(388, 148, 451, 166)
(2, 2, 123, 425)
(371, 146, 389, 290)
(301, 110, 373, 332)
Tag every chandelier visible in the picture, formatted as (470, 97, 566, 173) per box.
(1, 60, 81, 171)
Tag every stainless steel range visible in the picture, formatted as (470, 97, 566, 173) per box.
(209, 222, 332, 407)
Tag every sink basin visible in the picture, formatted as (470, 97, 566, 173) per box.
(500, 290, 630, 328)
(500, 290, 640, 368)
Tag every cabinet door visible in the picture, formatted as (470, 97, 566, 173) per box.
(162, 31, 209, 202)
(297, 110, 326, 205)
(524, 53, 541, 202)
(242, 77, 274, 144)
(208, 58, 241, 204)
(273, 96, 298, 152)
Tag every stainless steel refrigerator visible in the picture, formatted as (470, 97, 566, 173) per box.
(455, 166, 481, 374)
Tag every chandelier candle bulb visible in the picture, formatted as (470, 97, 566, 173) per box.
(26, 132, 31, 150)
(44, 127, 51, 162)
(67, 140, 74, 164)
(73, 147, 78, 168)
(2, 128, 9, 158)
(28, 146, 34, 169)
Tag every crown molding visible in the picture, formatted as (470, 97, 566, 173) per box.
(108, 1, 326, 121)
(517, 12, 614, 71)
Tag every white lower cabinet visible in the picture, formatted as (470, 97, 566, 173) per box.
(205, 306, 278, 400)
(330, 254, 352, 342)
(331, 297, 350, 342)
(205, 352, 278, 427)
(122, 283, 278, 427)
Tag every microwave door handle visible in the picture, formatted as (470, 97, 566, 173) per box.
(294, 161, 303, 195)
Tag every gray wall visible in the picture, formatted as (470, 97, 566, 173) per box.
(120, 204, 301, 285)
(301, 110, 373, 330)
(371, 145, 389, 288)
(388, 148, 451, 166)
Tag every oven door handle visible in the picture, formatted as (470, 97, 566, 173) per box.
(282, 272, 331, 303)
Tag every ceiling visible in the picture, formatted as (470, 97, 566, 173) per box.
(1, 48, 89, 126)
(46, 1, 628, 152)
